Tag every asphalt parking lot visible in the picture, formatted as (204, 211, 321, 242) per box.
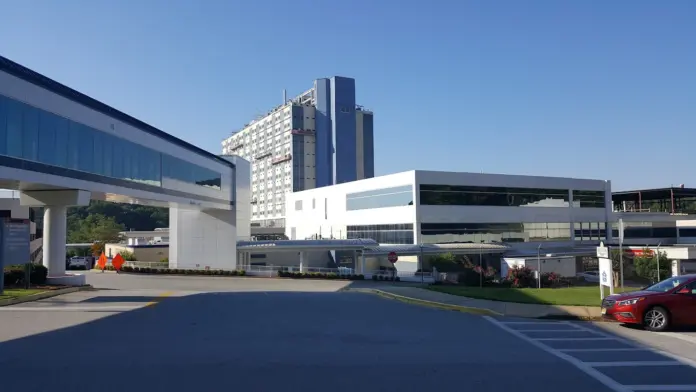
(2, 273, 696, 391)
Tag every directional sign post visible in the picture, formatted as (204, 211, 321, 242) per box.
(599, 257, 614, 299)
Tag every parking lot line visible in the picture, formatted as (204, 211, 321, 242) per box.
(586, 361, 683, 367)
(534, 337, 615, 341)
(484, 317, 631, 392)
(626, 385, 696, 391)
(558, 348, 647, 352)
(514, 329, 589, 333)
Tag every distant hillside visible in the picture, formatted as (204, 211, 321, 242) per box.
(67, 201, 168, 232)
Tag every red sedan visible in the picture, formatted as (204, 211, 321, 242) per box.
(601, 274, 696, 331)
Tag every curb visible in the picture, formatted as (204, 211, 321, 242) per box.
(352, 288, 607, 321)
(0, 285, 93, 307)
(357, 288, 504, 316)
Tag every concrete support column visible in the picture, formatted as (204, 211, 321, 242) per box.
(43, 206, 67, 277)
(299, 251, 305, 272)
(20, 190, 90, 286)
(672, 260, 682, 277)
(352, 250, 357, 273)
(361, 252, 366, 274)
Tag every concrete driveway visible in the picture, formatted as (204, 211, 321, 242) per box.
(0, 273, 689, 391)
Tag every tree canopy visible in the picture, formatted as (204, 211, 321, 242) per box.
(66, 201, 168, 243)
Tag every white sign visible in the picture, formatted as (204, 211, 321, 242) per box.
(596, 245, 609, 259)
(599, 257, 614, 297)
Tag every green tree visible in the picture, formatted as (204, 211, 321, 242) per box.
(633, 248, 670, 283)
(67, 213, 124, 244)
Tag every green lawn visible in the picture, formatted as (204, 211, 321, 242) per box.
(0, 289, 45, 301)
(428, 285, 637, 307)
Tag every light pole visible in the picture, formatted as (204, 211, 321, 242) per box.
(419, 244, 424, 284)
(479, 240, 484, 288)
(655, 242, 662, 282)
(537, 244, 542, 289)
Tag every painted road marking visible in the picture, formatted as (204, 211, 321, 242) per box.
(627, 385, 696, 391)
(486, 316, 696, 392)
(534, 337, 613, 341)
(144, 291, 175, 307)
(485, 317, 631, 392)
(513, 329, 589, 333)
(0, 306, 142, 312)
(586, 361, 683, 367)
(558, 348, 647, 353)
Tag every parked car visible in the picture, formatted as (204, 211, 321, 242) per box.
(601, 274, 696, 331)
(67, 256, 89, 270)
(576, 271, 600, 283)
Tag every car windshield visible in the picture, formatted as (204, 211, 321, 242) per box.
(644, 276, 693, 292)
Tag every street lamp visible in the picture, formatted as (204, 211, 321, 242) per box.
(537, 244, 542, 289)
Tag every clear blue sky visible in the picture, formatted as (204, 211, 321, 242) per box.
(1, 0, 694, 191)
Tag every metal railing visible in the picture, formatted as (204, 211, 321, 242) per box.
(367, 269, 435, 283)
(124, 261, 169, 269)
(242, 264, 356, 276)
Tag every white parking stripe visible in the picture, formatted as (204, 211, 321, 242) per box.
(534, 337, 614, 341)
(514, 329, 590, 333)
(627, 386, 696, 391)
(586, 361, 682, 367)
(558, 348, 647, 352)
(485, 316, 632, 392)
(0, 306, 143, 312)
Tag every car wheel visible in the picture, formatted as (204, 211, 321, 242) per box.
(643, 306, 670, 332)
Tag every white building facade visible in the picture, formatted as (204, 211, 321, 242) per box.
(222, 77, 374, 230)
(284, 170, 613, 250)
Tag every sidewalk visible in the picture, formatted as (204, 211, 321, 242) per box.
(351, 286, 602, 319)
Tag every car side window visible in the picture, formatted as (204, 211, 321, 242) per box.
(686, 282, 696, 295)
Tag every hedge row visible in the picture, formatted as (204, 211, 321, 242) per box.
(97, 265, 246, 276)
(3, 264, 48, 286)
(277, 271, 365, 280)
(372, 275, 401, 282)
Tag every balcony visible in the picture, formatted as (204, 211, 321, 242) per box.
(291, 129, 315, 136)
(271, 154, 292, 165)
(254, 151, 272, 160)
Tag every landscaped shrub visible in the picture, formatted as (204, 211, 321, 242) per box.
(505, 265, 536, 288)
(277, 271, 365, 280)
(3, 263, 48, 286)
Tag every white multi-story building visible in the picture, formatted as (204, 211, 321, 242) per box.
(284, 170, 613, 249)
(222, 77, 374, 231)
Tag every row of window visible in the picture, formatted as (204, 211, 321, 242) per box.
(420, 222, 574, 243)
(347, 224, 414, 245)
(419, 185, 606, 208)
(346, 185, 414, 211)
(0, 94, 221, 189)
(574, 222, 608, 241)
(572, 190, 606, 208)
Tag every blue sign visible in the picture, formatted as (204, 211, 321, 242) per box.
(0, 221, 30, 294)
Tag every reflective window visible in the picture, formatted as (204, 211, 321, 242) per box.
(346, 185, 414, 211)
(574, 222, 607, 241)
(610, 221, 676, 239)
(572, 190, 605, 208)
(420, 185, 569, 207)
(0, 94, 221, 190)
(421, 222, 572, 244)
(347, 224, 414, 244)
(161, 155, 221, 189)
